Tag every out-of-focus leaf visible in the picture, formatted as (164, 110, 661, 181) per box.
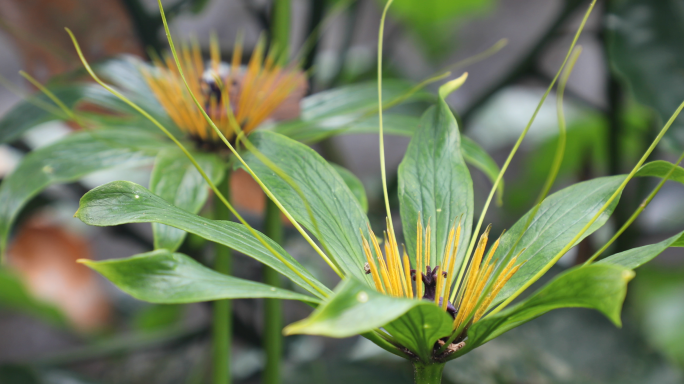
(492, 176, 625, 306)
(383, 0, 494, 57)
(273, 80, 434, 143)
(635, 160, 684, 186)
(132, 304, 183, 332)
(241, 131, 372, 284)
(599, 230, 684, 269)
(607, 0, 684, 150)
(461, 136, 504, 205)
(81, 250, 320, 303)
(0, 269, 66, 326)
(458, 264, 633, 357)
(0, 84, 92, 144)
(330, 163, 368, 213)
(75, 181, 330, 299)
(301, 80, 433, 120)
(284, 278, 451, 362)
(150, 149, 225, 251)
(632, 267, 684, 365)
(273, 114, 420, 143)
(0, 130, 171, 254)
(398, 96, 473, 268)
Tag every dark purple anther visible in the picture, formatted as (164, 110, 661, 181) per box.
(411, 266, 457, 318)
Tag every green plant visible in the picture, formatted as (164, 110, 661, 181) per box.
(4, 1, 684, 383)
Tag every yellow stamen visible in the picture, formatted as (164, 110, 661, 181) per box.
(403, 246, 413, 298)
(416, 218, 423, 299)
(362, 235, 385, 294)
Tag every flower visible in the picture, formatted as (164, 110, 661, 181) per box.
(361, 219, 522, 354)
(141, 36, 307, 146)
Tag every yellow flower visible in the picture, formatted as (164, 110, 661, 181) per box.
(362, 220, 521, 333)
(141, 36, 306, 145)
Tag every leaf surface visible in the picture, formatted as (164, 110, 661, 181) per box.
(150, 149, 225, 251)
(0, 130, 170, 253)
(75, 181, 329, 299)
(82, 250, 319, 303)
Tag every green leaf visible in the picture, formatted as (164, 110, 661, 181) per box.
(273, 80, 434, 143)
(330, 163, 368, 213)
(460, 264, 634, 356)
(81, 250, 319, 304)
(284, 278, 451, 362)
(241, 131, 372, 284)
(598, 230, 684, 269)
(150, 149, 225, 251)
(607, 0, 684, 150)
(635, 160, 684, 186)
(492, 176, 625, 306)
(0, 84, 93, 144)
(384, 304, 453, 362)
(75, 181, 329, 299)
(398, 97, 473, 269)
(384, 0, 494, 57)
(301, 80, 433, 120)
(273, 114, 421, 143)
(0, 268, 66, 326)
(461, 136, 504, 205)
(0, 130, 171, 254)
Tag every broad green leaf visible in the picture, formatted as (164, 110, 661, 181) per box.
(492, 176, 625, 306)
(607, 0, 684, 150)
(284, 278, 451, 361)
(75, 181, 329, 299)
(0, 130, 171, 254)
(0, 84, 93, 144)
(398, 97, 473, 270)
(0, 269, 66, 326)
(301, 80, 433, 120)
(241, 131, 372, 283)
(384, 304, 453, 362)
(599, 230, 684, 269)
(458, 264, 634, 357)
(81, 250, 319, 304)
(150, 149, 225, 251)
(330, 163, 368, 213)
(274, 114, 420, 143)
(461, 136, 504, 205)
(635, 160, 684, 186)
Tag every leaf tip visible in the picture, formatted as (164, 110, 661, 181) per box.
(622, 269, 635, 282)
(439, 72, 468, 99)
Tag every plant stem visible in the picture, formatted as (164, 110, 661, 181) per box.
(272, 0, 291, 65)
(213, 171, 233, 384)
(413, 362, 445, 384)
(263, 198, 283, 384)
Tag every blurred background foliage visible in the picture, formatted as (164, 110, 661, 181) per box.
(0, 0, 683, 383)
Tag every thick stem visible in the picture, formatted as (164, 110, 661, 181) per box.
(263, 198, 283, 384)
(271, 0, 291, 65)
(213, 171, 232, 384)
(413, 362, 445, 384)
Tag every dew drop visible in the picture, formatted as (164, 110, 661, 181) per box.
(423, 324, 430, 329)
(134, 195, 140, 199)
(357, 291, 369, 303)
(270, 287, 276, 291)
(42, 165, 53, 174)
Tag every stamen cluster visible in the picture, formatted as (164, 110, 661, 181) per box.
(141, 37, 305, 145)
(362, 219, 522, 333)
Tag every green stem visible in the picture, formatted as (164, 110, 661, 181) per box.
(272, 0, 291, 66)
(263, 198, 283, 384)
(413, 362, 445, 384)
(213, 171, 233, 384)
